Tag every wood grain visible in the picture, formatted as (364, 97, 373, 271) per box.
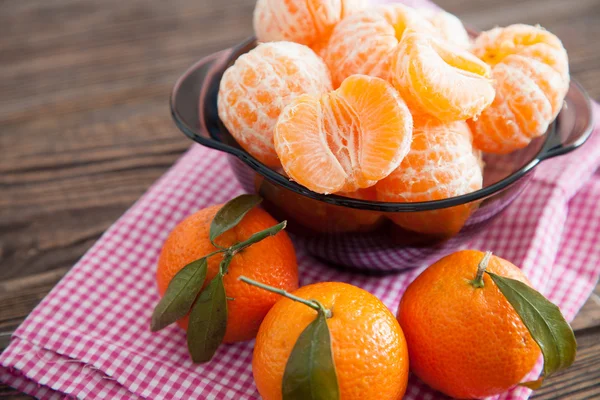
(1, 0, 599, 398)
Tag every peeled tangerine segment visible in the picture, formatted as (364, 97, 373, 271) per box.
(469, 24, 570, 154)
(274, 75, 413, 194)
(376, 118, 483, 236)
(217, 42, 332, 167)
(391, 29, 495, 122)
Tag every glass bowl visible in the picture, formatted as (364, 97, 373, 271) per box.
(170, 37, 594, 271)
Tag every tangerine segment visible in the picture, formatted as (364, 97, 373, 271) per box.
(253, 0, 367, 47)
(376, 118, 482, 236)
(217, 42, 332, 167)
(274, 75, 412, 194)
(336, 75, 413, 181)
(391, 29, 495, 122)
(253, 282, 409, 400)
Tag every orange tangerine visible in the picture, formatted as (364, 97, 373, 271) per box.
(253, 0, 367, 47)
(469, 24, 570, 154)
(217, 42, 332, 167)
(253, 282, 409, 400)
(397, 250, 541, 398)
(274, 74, 413, 194)
(376, 117, 483, 236)
(156, 205, 298, 343)
(391, 28, 495, 122)
(323, 6, 430, 87)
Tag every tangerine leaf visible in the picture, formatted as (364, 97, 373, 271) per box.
(210, 194, 262, 246)
(187, 273, 228, 363)
(282, 309, 339, 400)
(151, 257, 207, 332)
(487, 272, 577, 384)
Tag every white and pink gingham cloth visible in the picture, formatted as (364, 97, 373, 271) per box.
(0, 100, 598, 399)
(2, 1, 600, 397)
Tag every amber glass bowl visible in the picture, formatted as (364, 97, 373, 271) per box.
(170, 38, 594, 271)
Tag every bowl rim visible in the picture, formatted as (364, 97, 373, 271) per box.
(171, 38, 595, 212)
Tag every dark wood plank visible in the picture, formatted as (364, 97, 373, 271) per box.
(1, 0, 599, 398)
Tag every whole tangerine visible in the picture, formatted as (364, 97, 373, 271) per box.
(253, 281, 409, 400)
(397, 250, 541, 398)
(156, 204, 298, 343)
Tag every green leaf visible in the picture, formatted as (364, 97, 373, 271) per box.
(229, 221, 287, 254)
(487, 272, 577, 384)
(210, 194, 262, 246)
(187, 273, 228, 363)
(282, 309, 339, 400)
(151, 257, 208, 332)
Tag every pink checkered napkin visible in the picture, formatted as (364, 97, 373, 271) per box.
(2, 4, 600, 399)
(0, 100, 598, 399)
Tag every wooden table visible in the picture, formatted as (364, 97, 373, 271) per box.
(1, 0, 599, 398)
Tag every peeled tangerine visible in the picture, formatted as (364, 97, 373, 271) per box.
(415, 8, 471, 48)
(217, 42, 332, 167)
(274, 74, 413, 194)
(376, 5, 471, 48)
(253, 0, 366, 47)
(391, 28, 495, 122)
(469, 24, 570, 153)
(376, 117, 483, 236)
(322, 6, 422, 86)
(323, 5, 471, 87)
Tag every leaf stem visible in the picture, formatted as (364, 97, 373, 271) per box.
(219, 255, 233, 275)
(229, 221, 287, 255)
(471, 251, 492, 288)
(239, 276, 332, 318)
(204, 249, 227, 259)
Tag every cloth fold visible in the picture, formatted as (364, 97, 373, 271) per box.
(2, 0, 600, 396)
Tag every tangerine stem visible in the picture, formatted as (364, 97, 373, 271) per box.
(229, 221, 287, 255)
(204, 249, 227, 259)
(239, 276, 332, 318)
(471, 251, 493, 288)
